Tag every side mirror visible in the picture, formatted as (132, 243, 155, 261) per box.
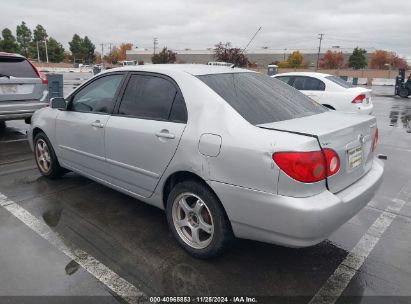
(50, 97, 66, 110)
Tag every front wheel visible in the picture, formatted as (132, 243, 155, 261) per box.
(166, 180, 234, 259)
(399, 88, 410, 98)
(34, 132, 66, 179)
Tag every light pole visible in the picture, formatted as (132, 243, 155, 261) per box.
(43, 40, 49, 63)
(36, 40, 41, 63)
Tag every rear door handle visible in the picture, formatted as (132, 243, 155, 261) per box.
(155, 130, 175, 139)
(91, 120, 104, 128)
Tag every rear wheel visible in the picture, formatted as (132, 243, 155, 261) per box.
(399, 88, 410, 98)
(166, 180, 234, 259)
(34, 132, 66, 179)
(0, 121, 5, 129)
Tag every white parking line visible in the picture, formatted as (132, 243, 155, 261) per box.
(309, 183, 411, 304)
(0, 193, 146, 304)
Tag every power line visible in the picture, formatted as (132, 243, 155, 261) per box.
(316, 33, 324, 71)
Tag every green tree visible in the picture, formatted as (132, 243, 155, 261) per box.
(82, 36, 96, 64)
(0, 28, 19, 53)
(31, 24, 48, 61)
(348, 47, 367, 69)
(16, 21, 32, 57)
(287, 51, 304, 68)
(152, 47, 177, 64)
(47, 37, 65, 62)
(69, 34, 83, 61)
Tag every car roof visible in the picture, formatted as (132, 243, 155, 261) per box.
(0, 52, 25, 59)
(274, 71, 332, 78)
(106, 64, 253, 76)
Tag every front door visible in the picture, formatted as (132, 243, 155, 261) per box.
(105, 73, 187, 198)
(55, 73, 124, 180)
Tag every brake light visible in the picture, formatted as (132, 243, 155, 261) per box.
(273, 149, 340, 183)
(372, 128, 378, 152)
(352, 94, 366, 104)
(28, 60, 48, 84)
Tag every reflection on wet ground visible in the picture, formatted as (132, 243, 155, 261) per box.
(389, 101, 411, 132)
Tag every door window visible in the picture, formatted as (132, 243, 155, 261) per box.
(119, 74, 186, 122)
(275, 76, 293, 85)
(71, 74, 123, 114)
(292, 76, 325, 91)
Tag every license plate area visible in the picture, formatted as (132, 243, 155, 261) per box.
(0, 84, 18, 94)
(348, 146, 362, 169)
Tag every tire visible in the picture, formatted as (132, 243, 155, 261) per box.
(399, 88, 410, 98)
(0, 121, 5, 129)
(166, 180, 234, 259)
(34, 132, 66, 179)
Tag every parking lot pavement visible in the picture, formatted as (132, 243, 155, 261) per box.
(0, 88, 410, 303)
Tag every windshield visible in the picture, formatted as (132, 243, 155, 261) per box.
(197, 72, 326, 125)
(325, 75, 353, 88)
(0, 56, 38, 78)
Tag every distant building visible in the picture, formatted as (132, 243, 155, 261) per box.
(127, 47, 375, 67)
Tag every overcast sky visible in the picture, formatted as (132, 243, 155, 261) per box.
(1, 0, 411, 57)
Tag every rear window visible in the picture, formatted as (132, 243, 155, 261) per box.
(325, 75, 353, 88)
(0, 56, 38, 78)
(197, 72, 326, 125)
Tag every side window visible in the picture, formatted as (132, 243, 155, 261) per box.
(169, 91, 188, 123)
(71, 74, 123, 114)
(119, 74, 182, 121)
(292, 76, 325, 91)
(275, 76, 292, 85)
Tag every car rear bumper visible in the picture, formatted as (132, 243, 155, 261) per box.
(210, 157, 384, 247)
(0, 100, 49, 121)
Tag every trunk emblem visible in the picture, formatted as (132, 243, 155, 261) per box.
(358, 134, 365, 144)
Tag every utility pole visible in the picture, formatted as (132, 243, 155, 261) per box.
(43, 39, 49, 63)
(153, 38, 158, 55)
(283, 48, 287, 61)
(316, 33, 324, 71)
(241, 26, 262, 54)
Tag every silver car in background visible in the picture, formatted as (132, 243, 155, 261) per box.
(0, 52, 48, 127)
(28, 65, 383, 258)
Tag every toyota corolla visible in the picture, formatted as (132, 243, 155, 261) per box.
(29, 65, 384, 258)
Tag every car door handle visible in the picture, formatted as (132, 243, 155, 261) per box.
(155, 130, 175, 139)
(91, 120, 104, 128)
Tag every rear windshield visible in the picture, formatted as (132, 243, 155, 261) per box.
(325, 75, 353, 88)
(0, 56, 38, 78)
(197, 72, 326, 125)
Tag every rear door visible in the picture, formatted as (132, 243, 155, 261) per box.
(55, 73, 125, 180)
(290, 76, 325, 103)
(105, 73, 187, 198)
(0, 55, 44, 102)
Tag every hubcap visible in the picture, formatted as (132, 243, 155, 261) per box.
(35, 139, 51, 173)
(172, 192, 214, 249)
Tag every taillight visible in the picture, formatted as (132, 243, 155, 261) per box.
(28, 60, 48, 84)
(352, 94, 366, 104)
(273, 148, 340, 183)
(372, 128, 378, 152)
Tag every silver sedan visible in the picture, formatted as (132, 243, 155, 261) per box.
(29, 65, 384, 258)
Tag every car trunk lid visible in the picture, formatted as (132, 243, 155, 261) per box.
(259, 111, 377, 193)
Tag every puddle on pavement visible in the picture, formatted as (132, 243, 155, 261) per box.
(65, 260, 80, 275)
(42, 208, 63, 228)
(389, 102, 411, 132)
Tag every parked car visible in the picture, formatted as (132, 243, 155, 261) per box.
(0, 52, 49, 128)
(29, 65, 383, 258)
(272, 72, 373, 114)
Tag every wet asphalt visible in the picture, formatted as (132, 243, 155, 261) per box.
(0, 80, 410, 303)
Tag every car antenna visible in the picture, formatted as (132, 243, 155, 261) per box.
(231, 26, 262, 69)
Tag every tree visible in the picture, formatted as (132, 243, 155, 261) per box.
(392, 56, 409, 70)
(118, 43, 133, 61)
(31, 24, 48, 61)
(287, 51, 304, 68)
(370, 50, 391, 69)
(106, 46, 120, 64)
(16, 21, 32, 57)
(69, 34, 83, 61)
(213, 42, 249, 67)
(320, 50, 344, 69)
(82, 36, 96, 64)
(152, 47, 177, 64)
(47, 37, 65, 62)
(0, 28, 19, 53)
(348, 47, 367, 69)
